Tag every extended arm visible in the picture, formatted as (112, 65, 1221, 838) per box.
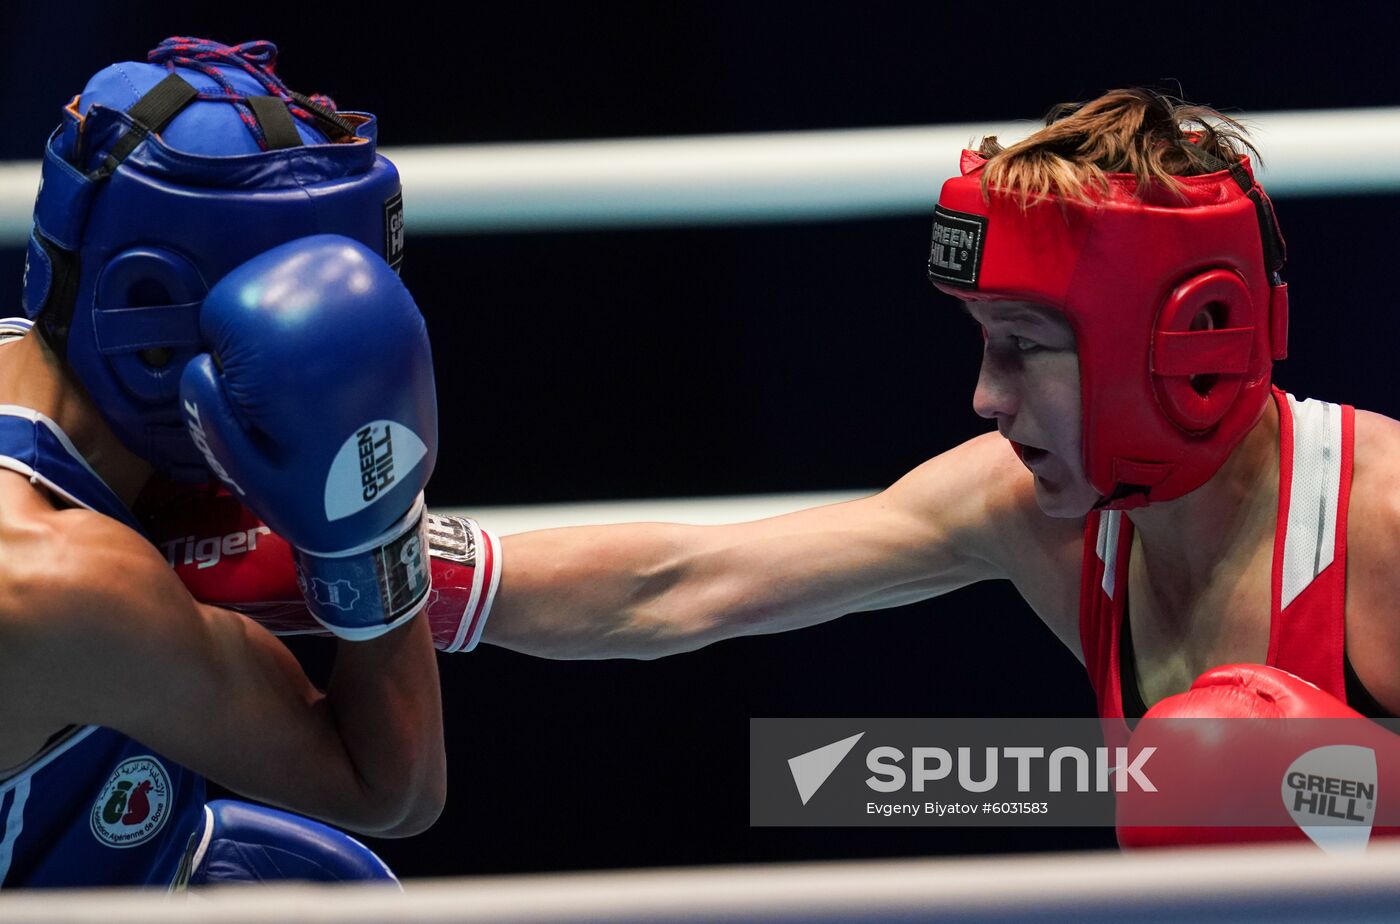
(151, 433, 1086, 662)
(485, 432, 1084, 659)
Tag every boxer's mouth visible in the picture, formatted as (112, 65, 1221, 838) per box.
(1012, 442, 1050, 466)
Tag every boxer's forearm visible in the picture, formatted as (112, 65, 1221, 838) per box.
(485, 523, 712, 659)
(324, 612, 446, 836)
(483, 496, 985, 659)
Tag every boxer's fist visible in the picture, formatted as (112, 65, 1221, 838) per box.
(143, 486, 498, 652)
(1148, 665, 1360, 721)
(1118, 664, 1392, 851)
(180, 235, 437, 639)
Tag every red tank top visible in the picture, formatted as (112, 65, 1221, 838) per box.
(1079, 388, 1356, 719)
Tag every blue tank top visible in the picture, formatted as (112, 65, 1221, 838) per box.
(0, 321, 207, 887)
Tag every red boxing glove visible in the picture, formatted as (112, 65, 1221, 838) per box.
(141, 486, 499, 652)
(1117, 664, 1398, 852)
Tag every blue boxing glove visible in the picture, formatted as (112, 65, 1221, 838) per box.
(189, 800, 399, 885)
(180, 235, 436, 639)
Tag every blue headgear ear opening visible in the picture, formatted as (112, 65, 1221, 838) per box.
(92, 247, 206, 403)
(27, 74, 200, 361)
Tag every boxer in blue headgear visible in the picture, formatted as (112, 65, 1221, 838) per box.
(24, 37, 404, 481)
(0, 38, 444, 888)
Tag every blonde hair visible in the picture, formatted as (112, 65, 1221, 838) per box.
(978, 88, 1258, 207)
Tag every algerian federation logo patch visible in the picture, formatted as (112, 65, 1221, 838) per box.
(90, 755, 173, 848)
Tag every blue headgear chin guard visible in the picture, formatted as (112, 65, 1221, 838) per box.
(23, 38, 405, 481)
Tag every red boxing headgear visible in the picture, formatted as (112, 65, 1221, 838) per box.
(929, 149, 1289, 509)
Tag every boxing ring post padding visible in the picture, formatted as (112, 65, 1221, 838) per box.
(1, 842, 1399, 922)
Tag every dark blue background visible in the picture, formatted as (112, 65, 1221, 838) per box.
(3, 0, 1397, 878)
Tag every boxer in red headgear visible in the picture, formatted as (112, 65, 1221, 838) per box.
(163, 90, 1400, 849)
(928, 134, 1288, 512)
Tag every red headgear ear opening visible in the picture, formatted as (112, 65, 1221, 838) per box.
(1151, 269, 1255, 433)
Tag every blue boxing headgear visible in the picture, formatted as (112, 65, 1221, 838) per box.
(23, 38, 405, 480)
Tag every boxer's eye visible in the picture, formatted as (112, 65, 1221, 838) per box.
(140, 347, 172, 367)
(1013, 336, 1041, 353)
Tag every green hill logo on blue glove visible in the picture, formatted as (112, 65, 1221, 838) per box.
(324, 421, 430, 522)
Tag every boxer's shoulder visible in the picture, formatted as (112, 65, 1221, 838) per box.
(949, 432, 1083, 564)
(0, 464, 149, 554)
(0, 468, 186, 656)
(0, 470, 223, 775)
(958, 432, 1086, 651)
(1351, 407, 1400, 488)
(1341, 409, 1400, 712)
(1345, 408, 1400, 560)
(890, 433, 1082, 562)
(886, 433, 1084, 636)
(0, 470, 166, 768)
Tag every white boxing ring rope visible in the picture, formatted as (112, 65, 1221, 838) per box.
(8, 108, 1400, 917)
(446, 489, 870, 535)
(2, 842, 1400, 922)
(2, 106, 1400, 239)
